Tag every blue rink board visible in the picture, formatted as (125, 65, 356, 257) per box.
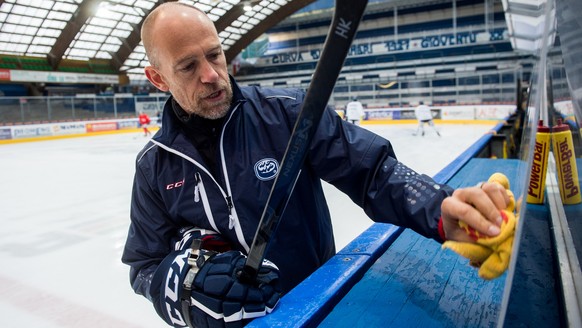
(319, 159, 521, 328)
(249, 158, 561, 327)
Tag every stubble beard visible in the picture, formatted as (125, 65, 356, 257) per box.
(193, 80, 233, 120)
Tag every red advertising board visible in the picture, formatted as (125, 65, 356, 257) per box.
(86, 122, 118, 133)
(0, 69, 10, 81)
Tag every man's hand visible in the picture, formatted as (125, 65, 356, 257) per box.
(441, 179, 510, 243)
(440, 172, 518, 280)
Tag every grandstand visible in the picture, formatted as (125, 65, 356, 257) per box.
(233, 0, 534, 108)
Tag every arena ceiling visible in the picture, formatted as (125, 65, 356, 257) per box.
(0, 0, 554, 81)
(0, 0, 317, 79)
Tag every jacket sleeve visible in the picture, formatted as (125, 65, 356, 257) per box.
(121, 155, 181, 301)
(308, 106, 454, 241)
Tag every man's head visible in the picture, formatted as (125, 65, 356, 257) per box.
(141, 3, 233, 120)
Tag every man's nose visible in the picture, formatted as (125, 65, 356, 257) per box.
(200, 60, 219, 83)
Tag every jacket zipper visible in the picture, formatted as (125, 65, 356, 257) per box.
(219, 104, 250, 252)
(226, 196, 235, 229)
(194, 174, 200, 203)
(193, 172, 219, 233)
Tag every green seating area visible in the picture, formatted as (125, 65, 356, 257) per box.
(21, 64, 52, 71)
(0, 63, 18, 69)
(58, 66, 91, 73)
(0, 56, 21, 70)
(0, 56, 52, 71)
(89, 62, 118, 74)
(0, 55, 119, 75)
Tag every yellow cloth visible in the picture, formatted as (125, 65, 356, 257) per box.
(441, 173, 517, 280)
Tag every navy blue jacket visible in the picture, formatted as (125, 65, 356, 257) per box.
(121, 78, 453, 298)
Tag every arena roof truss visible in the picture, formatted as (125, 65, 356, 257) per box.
(0, 0, 315, 82)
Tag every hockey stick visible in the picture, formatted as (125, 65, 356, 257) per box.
(240, 0, 369, 283)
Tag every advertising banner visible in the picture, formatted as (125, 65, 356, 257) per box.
(86, 122, 118, 133)
(473, 105, 515, 120)
(135, 100, 165, 114)
(12, 125, 53, 139)
(366, 109, 396, 120)
(9, 70, 119, 84)
(0, 128, 12, 140)
(440, 105, 515, 120)
(117, 120, 139, 130)
(441, 106, 475, 120)
(0, 69, 10, 81)
(258, 29, 507, 66)
(51, 122, 86, 135)
(399, 109, 417, 120)
(554, 100, 574, 116)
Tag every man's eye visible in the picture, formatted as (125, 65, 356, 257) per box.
(181, 63, 195, 72)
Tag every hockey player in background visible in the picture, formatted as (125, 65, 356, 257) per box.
(138, 111, 151, 136)
(122, 3, 510, 327)
(345, 97, 365, 125)
(414, 101, 440, 136)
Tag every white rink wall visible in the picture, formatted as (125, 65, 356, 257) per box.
(0, 104, 511, 143)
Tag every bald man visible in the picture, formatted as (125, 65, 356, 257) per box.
(122, 3, 509, 327)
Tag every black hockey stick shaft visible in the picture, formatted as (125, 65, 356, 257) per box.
(240, 0, 369, 282)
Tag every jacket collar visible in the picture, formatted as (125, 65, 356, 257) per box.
(230, 74, 245, 104)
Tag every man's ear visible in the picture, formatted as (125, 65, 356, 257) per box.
(145, 66, 169, 92)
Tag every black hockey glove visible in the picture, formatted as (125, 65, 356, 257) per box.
(187, 250, 281, 327)
(150, 229, 281, 328)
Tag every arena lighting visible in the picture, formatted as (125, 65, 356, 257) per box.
(378, 81, 396, 89)
(242, 1, 253, 11)
(96, 1, 113, 17)
(241, 0, 263, 12)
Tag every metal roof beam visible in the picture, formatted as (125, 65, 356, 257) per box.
(47, 0, 101, 69)
(114, 1, 175, 71)
(225, 0, 316, 63)
(113, 22, 140, 70)
(215, 5, 246, 32)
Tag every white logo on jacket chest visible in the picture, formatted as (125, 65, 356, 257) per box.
(254, 158, 279, 181)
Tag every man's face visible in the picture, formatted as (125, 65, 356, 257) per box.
(145, 12, 233, 120)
